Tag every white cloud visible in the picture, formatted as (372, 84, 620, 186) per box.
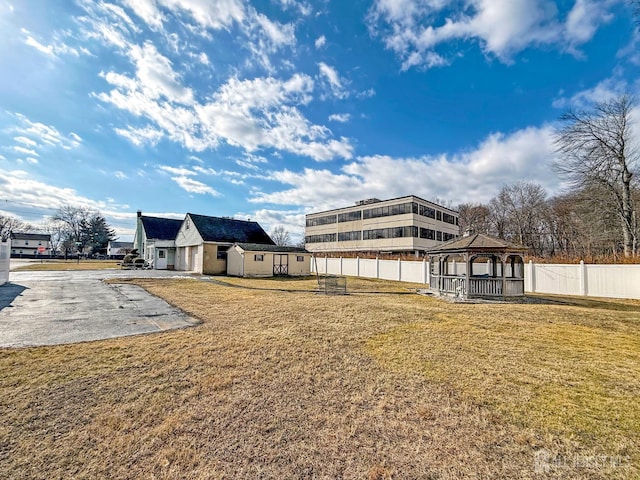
(0, 155, 6, 161)
(23, 30, 81, 58)
(115, 171, 128, 179)
(328, 113, 351, 123)
(172, 175, 221, 196)
(552, 73, 629, 108)
(114, 125, 164, 146)
(122, 0, 165, 30)
(158, 165, 197, 176)
(13, 136, 37, 147)
(12, 146, 39, 156)
(250, 125, 560, 210)
(315, 35, 326, 48)
(318, 62, 348, 98)
(368, 0, 618, 70)
(11, 113, 82, 151)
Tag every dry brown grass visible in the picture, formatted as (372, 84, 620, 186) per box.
(0, 276, 638, 479)
(13, 260, 121, 271)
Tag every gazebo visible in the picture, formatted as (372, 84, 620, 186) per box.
(427, 232, 528, 299)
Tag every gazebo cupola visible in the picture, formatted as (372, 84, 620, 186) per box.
(427, 232, 528, 299)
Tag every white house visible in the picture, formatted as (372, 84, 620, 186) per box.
(107, 241, 133, 259)
(10, 232, 51, 258)
(174, 213, 275, 274)
(133, 212, 183, 270)
(227, 243, 311, 277)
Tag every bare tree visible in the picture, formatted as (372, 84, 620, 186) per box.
(457, 203, 491, 235)
(554, 95, 638, 256)
(270, 225, 291, 246)
(42, 219, 66, 256)
(0, 215, 32, 241)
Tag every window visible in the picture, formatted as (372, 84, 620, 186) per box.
(338, 231, 361, 242)
(254, 254, 264, 261)
(185, 218, 190, 229)
(363, 226, 418, 240)
(338, 211, 362, 223)
(25, 241, 29, 245)
(296, 255, 304, 262)
(420, 228, 435, 240)
(442, 212, 457, 225)
(363, 202, 413, 219)
(217, 251, 227, 260)
(306, 214, 337, 227)
(436, 211, 442, 221)
(158, 250, 166, 258)
(436, 231, 442, 241)
(305, 233, 337, 243)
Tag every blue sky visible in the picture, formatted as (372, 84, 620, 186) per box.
(0, 0, 638, 243)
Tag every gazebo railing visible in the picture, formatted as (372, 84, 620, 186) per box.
(433, 275, 524, 297)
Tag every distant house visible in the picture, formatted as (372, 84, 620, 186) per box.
(133, 212, 183, 270)
(107, 241, 134, 259)
(10, 232, 51, 258)
(227, 243, 311, 277)
(175, 213, 275, 274)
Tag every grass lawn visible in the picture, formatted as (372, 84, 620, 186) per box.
(0, 276, 638, 479)
(13, 260, 122, 271)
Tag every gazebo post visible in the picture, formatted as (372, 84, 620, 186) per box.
(464, 252, 470, 298)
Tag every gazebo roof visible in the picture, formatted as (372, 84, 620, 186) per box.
(427, 233, 528, 254)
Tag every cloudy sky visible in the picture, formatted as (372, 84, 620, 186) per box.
(0, 0, 638, 242)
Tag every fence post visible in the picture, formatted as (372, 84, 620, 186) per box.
(426, 260, 431, 285)
(397, 258, 402, 281)
(325, 256, 328, 274)
(528, 260, 535, 293)
(356, 256, 360, 277)
(339, 257, 343, 276)
(579, 260, 587, 296)
(376, 257, 379, 279)
(422, 258, 427, 284)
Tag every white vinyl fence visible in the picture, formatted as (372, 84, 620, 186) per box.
(311, 256, 640, 300)
(0, 240, 10, 286)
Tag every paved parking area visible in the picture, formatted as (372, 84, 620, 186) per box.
(0, 269, 200, 348)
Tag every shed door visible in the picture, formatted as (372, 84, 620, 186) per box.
(273, 254, 288, 275)
(156, 249, 167, 269)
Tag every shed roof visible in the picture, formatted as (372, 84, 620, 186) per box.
(232, 242, 308, 253)
(188, 214, 275, 245)
(427, 233, 528, 254)
(141, 216, 183, 240)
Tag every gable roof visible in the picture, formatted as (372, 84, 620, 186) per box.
(232, 243, 308, 254)
(188, 214, 275, 245)
(141, 216, 183, 240)
(427, 233, 528, 254)
(10, 232, 51, 241)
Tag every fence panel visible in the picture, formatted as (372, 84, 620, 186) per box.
(530, 264, 582, 296)
(586, 264, 640, 299)
(400, 260, 424, 283)
(378, 260, 398, 280)
(0, 241, 10, 286)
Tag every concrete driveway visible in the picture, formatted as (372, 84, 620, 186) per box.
(0, 268, 200, 348)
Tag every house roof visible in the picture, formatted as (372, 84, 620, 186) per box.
(108, 241, 133, 249)
(188, 214, 275, 245)
(141, 216, 183, 240)
(427, 233, 528, 254)
(10, 232, 51, 241)
(232, 242, 309, 253)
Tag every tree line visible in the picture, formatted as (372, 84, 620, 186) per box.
(0, 206, 116, 257)
(459, 95, 638, 261)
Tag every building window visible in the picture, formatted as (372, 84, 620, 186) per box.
(25, 241, 29, 245)
(185, 218, 190, 229)
(306, 214, 337, 227)
(338, 211, 362, 223)
(420, 228, 435, 240)
(363, 226, 418, 240)
(305, 233, 337, 244)
(436, 231, 442, 241)
(254, 254, 264, 261)
(296, 256, 304, 262)
(436, 211, 442, 221)
(338, 231, 361, 242)
(363, 202, 413, 219)
(158, 250, 166, 259)
(442, 212, 457, 225)
(217, 251, 227, 260)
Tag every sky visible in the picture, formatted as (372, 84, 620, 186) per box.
(0, 0, 638, 244)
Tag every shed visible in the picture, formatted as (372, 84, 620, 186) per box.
(175, 214, 274, 274)
(227, 243, 311, 277)
(427, 232, 528, 299)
